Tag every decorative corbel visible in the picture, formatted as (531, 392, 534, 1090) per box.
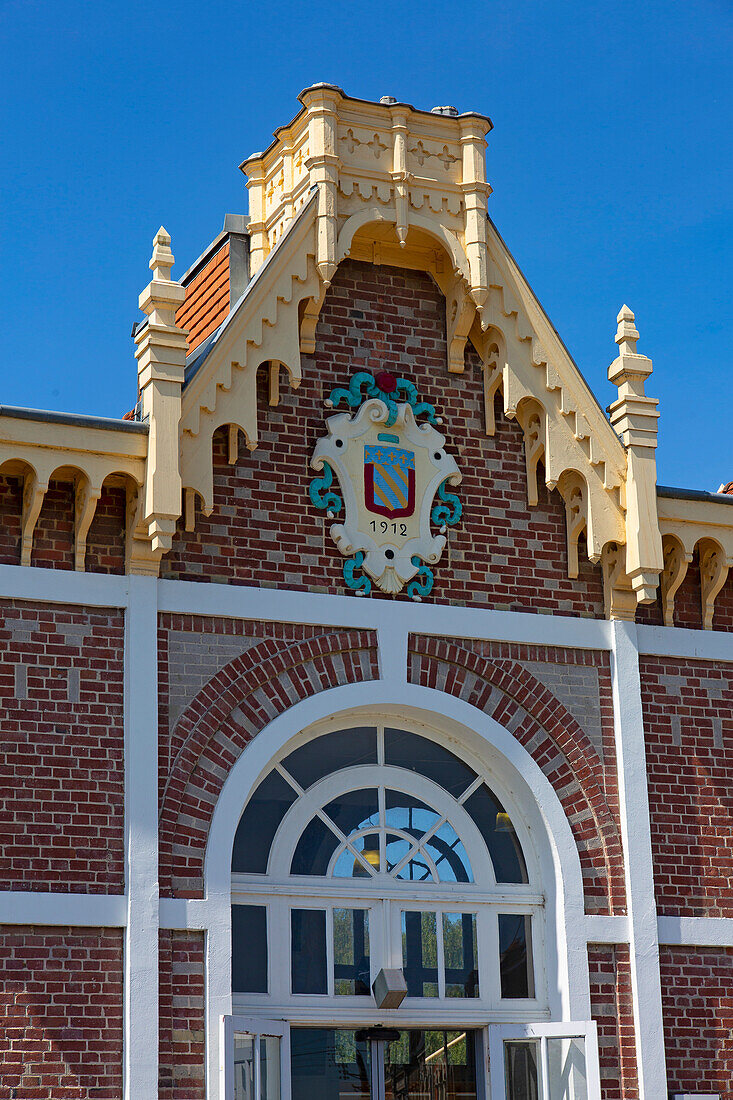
(184, 487, 197, 532)
(300, 283, 328, 355)
(516, 402, 545, 507)
(601, 542, 637, 621)
(699, 538, 730, 630)
(559, 475, 586, 579)
(469, 320, 504, 435)
(446, 280, 476, 374)
(125, 481, 160, 576)
(74, 478, 102, 571)
(482, 340, 503, 436)
(660, 535, 691, 627)
(20, 471, 47, 566)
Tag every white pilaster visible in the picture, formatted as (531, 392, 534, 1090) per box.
(610, 620, 668, 1098)
(124, 575, 160, 1100)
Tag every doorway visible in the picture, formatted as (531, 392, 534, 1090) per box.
(290, 1027, 480, 1100)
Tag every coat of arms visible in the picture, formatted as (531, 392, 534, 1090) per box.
(309, 371, 462, 598)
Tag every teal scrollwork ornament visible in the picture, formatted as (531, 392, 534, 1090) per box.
(407, 557, 434, 601)
(431, 479, 462, 530)
(309, 460, 342, 517)
(326, 370, 440, 428)
(343, 551, 372, 596)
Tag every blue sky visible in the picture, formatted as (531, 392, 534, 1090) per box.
(1, 0, 730, 490)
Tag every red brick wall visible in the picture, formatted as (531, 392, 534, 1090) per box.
(159, 929, 206, 1099)
(86, 483, 127, 574)
(0, 925, 123, 1099)
(0, 601, 125, 892)
(640, 656, 733, 916)
(158, 621, 379, 896)
(162, 260, 605, 615)
(661, 945, 733, 1098)
(0, 475, 22, 565)
(32, 478, 75, 570)
(588, 943, 638, 1100)
(178, 241, 230, 354)
(407, 635, 625, 914)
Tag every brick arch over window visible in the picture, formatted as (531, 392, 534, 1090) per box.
(407, 635, 625, 915)
(159, 628, 379, 896)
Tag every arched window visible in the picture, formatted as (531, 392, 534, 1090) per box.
(225, 717, 601, 1100)
(231, 720, 542, 1010)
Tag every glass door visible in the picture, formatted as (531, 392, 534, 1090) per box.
(289, 1027, 480, 1100)
(488, 1023, 600, 1100)
(222, 1017, 290, 1100)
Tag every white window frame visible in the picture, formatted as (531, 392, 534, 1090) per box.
(232, 718, 546, 1018)
(488, 1021, 601, 1100)
(221, 1015, 291, 1100)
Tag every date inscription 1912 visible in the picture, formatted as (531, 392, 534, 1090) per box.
(369, 520, 409, 536)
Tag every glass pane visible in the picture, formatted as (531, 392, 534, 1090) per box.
(333, 908, 370, 995)
(260, 1035, 281, 1100)
(291, 1028, 371, 1099)
(505, 1041, 540, 1100)
(282, 727, 377, 789)
(424, 820, 473, 883)
(324, 788, 379, 836)
(291, 909, 327, 994)
(232, 770, 298, 874)
(547, 1037, 588, 1100)
(233, 1032, 255, 1100)
(387, 833, 433, 881)
(291, 817, 340, 876)
(401, 911, 438, 997)
(385, 789, 440, 837)
(499, 914, 535, 999)
(385, 728, 476, 797)
(384, 1030, 477, 1098)
(463, 784, 528, 883)
(332, 834, 379, 877)
(443, 912, 479, 997)
(231, 905, 268, 993)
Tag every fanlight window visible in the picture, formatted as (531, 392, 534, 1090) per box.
(232, 725, 528, 885)
(231, 722, 539, 1009)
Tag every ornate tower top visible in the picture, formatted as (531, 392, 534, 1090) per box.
(240, 83, 493, 322)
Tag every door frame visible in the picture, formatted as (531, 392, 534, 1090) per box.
(221, 1015, 292, 1100)
(488, 1020, 601, 1100)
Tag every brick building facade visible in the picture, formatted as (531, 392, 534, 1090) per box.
(1, 85, 731, 1100)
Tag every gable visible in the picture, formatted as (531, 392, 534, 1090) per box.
(164, 258, 605, 615)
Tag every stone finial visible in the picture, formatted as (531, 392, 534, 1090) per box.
(608, 304, 652, 392)
(615, 304, 640, 356)
(149, 226, 175, 282)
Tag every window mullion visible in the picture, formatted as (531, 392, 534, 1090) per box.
(326, 906, 335, 997)
(436, 909, 446, 999)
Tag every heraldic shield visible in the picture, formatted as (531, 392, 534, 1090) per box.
(309, 371, 463, 598)
(364, 445, 416, 519)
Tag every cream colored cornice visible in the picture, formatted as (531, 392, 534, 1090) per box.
(657, 490, 733, 628)
(0, 409, 148, 571)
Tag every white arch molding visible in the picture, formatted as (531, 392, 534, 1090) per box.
(202, 682, 590, 1099)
